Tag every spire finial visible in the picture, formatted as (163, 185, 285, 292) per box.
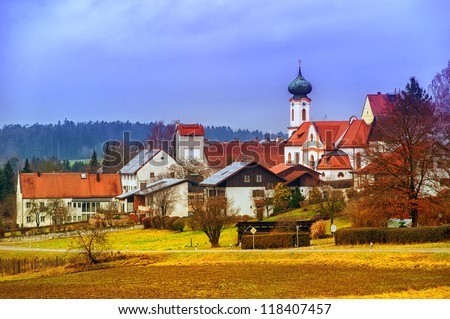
(298, 59, 302, 68)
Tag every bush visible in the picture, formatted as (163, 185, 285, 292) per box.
(151, 216, 162, 229)
(310, 220, 327, 239)
(335, 224, 450, 245)
(241, 232, 309, 249)
(172, 218, 186, 232)
(142, 217, 151, 229)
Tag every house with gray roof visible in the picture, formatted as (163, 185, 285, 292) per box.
(200, 162, 285, 216)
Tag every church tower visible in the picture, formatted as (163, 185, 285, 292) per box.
(288, 61, 312, 135)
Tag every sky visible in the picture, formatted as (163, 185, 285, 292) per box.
(1, 0, 449, 133)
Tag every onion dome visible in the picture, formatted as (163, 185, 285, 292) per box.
(288, 65, 312, 99)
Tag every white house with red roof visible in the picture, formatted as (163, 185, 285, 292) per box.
(284, 64, 372, 183)
(174, 123, 205, 163)
(16, 173, 122, 228)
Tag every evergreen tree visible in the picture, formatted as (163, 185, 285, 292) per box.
(22, 158, 33, 173)
(289, 186, 305, 209)
(90, 150, 99, 171)
(1, 161, 15, 198)
(405, 76, 431, 102)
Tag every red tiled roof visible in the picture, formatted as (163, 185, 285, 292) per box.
(286, 122, 312, 146)
(317, 151, 352, 170)
(366, 93, 396, 116)
(177, 124, 204, 136)
(339, 119, 371, 148)
(204, 140, 285, 169)
(314, 121, 348, 147)
(20, 173, 122, 199)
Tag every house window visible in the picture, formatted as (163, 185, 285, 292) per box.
(40, 202, 45, 209)
(170, 172, 175, 178)
(26, 202, 31, 209)
(40, 216, 45, 222)
(338, 172, 345, 178)
(244, 175, 250, 183)
(150, 172, 155, 178)
(256, 175, 262, 183)
(252, 189, 264, 198)
(267, 183, 274, 190)
(26, 216, 32, 223)
(67, 216, 72, 222)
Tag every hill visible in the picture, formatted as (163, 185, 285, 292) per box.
(0, 120, 287, 162)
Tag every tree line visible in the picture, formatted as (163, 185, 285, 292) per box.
(0, 120, 286, 163)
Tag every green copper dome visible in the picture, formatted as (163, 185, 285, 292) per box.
(288, 66, 312, 99)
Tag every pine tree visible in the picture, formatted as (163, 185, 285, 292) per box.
(405, 76, 431, 101)
(2, 161, 15, 196)
(90, 150, 99, 171)
(22, 158, 33, 173)
(289, 186, 305, 209)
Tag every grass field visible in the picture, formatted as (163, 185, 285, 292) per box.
(1, 215, 449, 299)
(0, 251, 449, 298)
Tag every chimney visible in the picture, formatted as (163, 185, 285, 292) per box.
(96, 173, 100, 182)
(140, 183, 147, 191)
(377, 92, 381, 94)
(37, 172, 41, 177)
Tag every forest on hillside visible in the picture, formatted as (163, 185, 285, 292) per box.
(0, 120, 286, 163)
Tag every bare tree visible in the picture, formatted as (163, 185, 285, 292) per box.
(150, 187, 180, 219)
(362, 78, 447, 227)
(70, 225, 109, 265)
(309, 185, 345, 225)
(147, 120, 177, 153)
(191, 196, 239, 248)
(160, 157, 211, 181)
(46, 199, 70, 232)
(26, 199, 45, 228)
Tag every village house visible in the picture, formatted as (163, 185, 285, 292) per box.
(268, 163, 321, 198)
(199, 162, 285, 216)
(117, 178, 189, 217)
(16, 172, 122, 228)
(118, 148, 179, 193)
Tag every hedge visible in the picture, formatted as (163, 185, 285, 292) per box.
(241, 232, 310, 249)
(334, 224, 450, 245)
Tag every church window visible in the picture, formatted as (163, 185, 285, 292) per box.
(291, 109, 295, 122)
(310, 134, 314, 142)
(287, 153, 292, 164)
(295, 153, 300, 164)
(302, 109, 306, 121)
(356, 153, 362, 169)
(309, 155, 315, 169)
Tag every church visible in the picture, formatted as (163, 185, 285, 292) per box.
(284, 64, 372, 184)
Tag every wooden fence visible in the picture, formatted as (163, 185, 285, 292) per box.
(0, 257, 67, 277)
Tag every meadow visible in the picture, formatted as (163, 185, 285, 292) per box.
(0, 222, 449, 299)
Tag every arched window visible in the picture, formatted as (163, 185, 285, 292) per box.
(295, 153, 300, 164)
(309, 155, 315, 169)
(337, 172, 344, 178)
(291, 109, 295, 122)
(310, 134, 314, 142)
(302, 108, 306, 121)
(356, 152, 362, 169)
(287, 152, 292, 163)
